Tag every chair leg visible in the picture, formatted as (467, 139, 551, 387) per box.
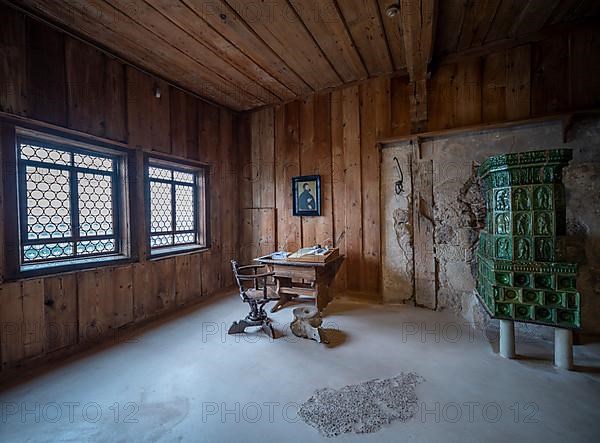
(261, 320, 275, 339)
(228, 319, 251, 334)
(229, 299, 276, 338)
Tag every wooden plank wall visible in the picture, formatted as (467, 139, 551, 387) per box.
(0, 6, 239, 374)
(240, 26, 600, 298)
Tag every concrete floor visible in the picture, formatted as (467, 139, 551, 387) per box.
(1, 292, 599, 443)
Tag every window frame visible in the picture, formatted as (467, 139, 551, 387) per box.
(2, 125, 134, 279)
(17, 135, 123, 263)
(144, 154, 209, 259)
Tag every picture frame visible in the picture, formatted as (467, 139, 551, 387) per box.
(292, 175, 321, 216)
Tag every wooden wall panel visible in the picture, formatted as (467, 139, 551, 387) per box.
(571, 28, 600, 110)
(250, 108, 275, 209)
(151, 258, 176, 314)
(428, 64, 455, 130)
(170, 88, 200, 160)
(298, 93, 335, 247)
(0, 282, 25, 369)
(482, 51, 507, 122)
(240, 208, 276, 264)
(219, 108, 238, 286)
(0, 5, 27, 116)
(330, 89, 347, 292)
(21, 278, 45, 358)
(26, 19, 67, 126)
(77, 269, 110, 342)
(0, 279, 45, 368)
(238, 113, 253, 214)
(175, 254, 202, 306)
(532, 36, 570, 115)
(103, 56, 127, 142)
(44, 274, 78, 352)
(275, 102, 302, 252)
(132, 263, 152, 322)
(199, 103, 224, 294)
(127, 67, 171, 152)
(342, 86, 362, 291)
(429, 59, 483, 130)
(109, 265, 134, 329)
(66, 38, 106, 137)
(299, 96, 317, 246)
(506, 45, 532, 120)
(390, 76, 411, 137)
(313, 93, 333, 247)
(454, 59, 483, 127)
(132, 259, 177, 322)
(359, 81, 379, 293)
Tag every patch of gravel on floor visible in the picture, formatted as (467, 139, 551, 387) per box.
(298, 372, 424, 437)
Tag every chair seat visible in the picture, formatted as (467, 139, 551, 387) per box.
(244, 287, 278, 300)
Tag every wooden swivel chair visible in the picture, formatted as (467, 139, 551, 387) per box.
(228, 260, 279, 338)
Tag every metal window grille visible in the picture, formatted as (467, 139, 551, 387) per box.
(18, 137, 121, 264)
(147, 162, 199, 250)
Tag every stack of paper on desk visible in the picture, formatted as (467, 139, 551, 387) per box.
(287, 247, 339, 263)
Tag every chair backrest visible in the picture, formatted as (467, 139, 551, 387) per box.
(231, 260, 243, 293)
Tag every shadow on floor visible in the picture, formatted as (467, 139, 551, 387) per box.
(322, 328, 348, 348)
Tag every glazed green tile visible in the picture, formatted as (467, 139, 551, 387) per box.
(557, 275, 576, 290)
(534, 273, 554, 290)
(534, 237, 555, 261)
(557, 309, 580, 328)
(513, 212, 531, 236)
(534, 306, 554, 322)
(515, 304, 534, 321)
(544, 291, 564, 307)
(566, 292, 579, 309)
(495, 212, 511, 234)
(521, 289, 540, 304)
(495, 272, 512, 286)
(533, 185, 553, 210)
(503, 288, 519, 302)
(513, 273, 531, 287)
(495, 302, 513, 318)
(494, 188, 511, 211)
(533, 211, 553, 236)
(495, 236, 512, 260)
(512, 187, 531, 211)
(513, 237, 532, 261)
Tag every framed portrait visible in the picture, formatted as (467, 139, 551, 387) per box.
(292, 175, 321, 216)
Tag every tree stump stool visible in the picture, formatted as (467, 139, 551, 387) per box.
(290, 306, 328, 343)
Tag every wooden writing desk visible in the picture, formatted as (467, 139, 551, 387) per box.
(255, 255, 344, 314)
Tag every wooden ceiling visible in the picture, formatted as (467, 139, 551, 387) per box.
(8, 0, 600, 111)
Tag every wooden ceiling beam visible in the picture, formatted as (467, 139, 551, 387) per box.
(399, 0, 437, 131)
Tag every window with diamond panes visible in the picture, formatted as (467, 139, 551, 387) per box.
(18, 138, 121, 264)
(147, 163, 200, 251)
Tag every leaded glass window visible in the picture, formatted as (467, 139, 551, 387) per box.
(147, 160, 203, 252)
(18, 137, 121, 264)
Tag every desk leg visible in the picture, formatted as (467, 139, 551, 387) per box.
(271, 277, 292, 313)
(315, 281, 332, 313)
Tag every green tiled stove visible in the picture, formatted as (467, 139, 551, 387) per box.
(476, 149, 581, 341)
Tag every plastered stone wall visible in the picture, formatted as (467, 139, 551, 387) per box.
(382, 118, 600, 336)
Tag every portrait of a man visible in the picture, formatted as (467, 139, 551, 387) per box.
(298, 182, 315, 211)
(292, 175, 321, 216)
